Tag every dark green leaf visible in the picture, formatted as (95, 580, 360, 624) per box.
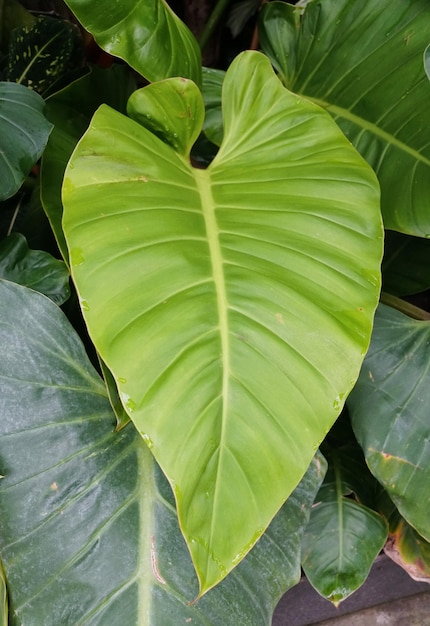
(0, 232, 69, 303)
(227, 0, 260, 38)
(7, 16, 83, 95)
(348, 304, 430, 542)
(0, 81, 52, 201)
(0, 0, 35, 49)
(382, 230, 430, 296)
(63, 0, 201, 85)
(0, 280, 325, 625)
(202, 66, 224, 146)
(260, 0, 430, 236)
(40, 64, 135, 261)
(301, 449, 388, 605)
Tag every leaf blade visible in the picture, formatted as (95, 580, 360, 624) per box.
(63, 0, 201, 84)
(260, 0, 430, 236)
(62, 50, 382, 594)
(348, 304, 430, 542)
(0, 280, 325, 624)
(0, 81, 52, 201)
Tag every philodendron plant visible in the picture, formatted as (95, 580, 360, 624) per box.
(0, 0, 429, 623)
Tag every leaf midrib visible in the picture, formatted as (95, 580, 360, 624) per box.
(308, 96, 430, 168)
(194, 167, 230, 587)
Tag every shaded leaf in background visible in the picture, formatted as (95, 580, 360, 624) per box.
(201, 66, 224, 146)
(0, 81, 52, 201)
(0, 232, 69, 304)
(40, 64, 135, 261)
(6, 16, 83, 95)
(63, 0, 201, 85)
(227, 0, 261, 38)
(382, 230, 430, 296)
(348, 304, 430, 543)
(0, 280, 325, 625)
(301, 448, 388, 605)
(0, 0, 35, 50)
(259, 0, 430, 236)
(62, 50, 382, 593)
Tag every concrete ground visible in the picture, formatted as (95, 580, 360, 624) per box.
(272, 555, 430, 626)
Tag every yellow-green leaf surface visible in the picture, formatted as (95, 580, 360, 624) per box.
(62, 51, 382, 594)
(63, 0, 201, 84)
(260, 0, 430, 236)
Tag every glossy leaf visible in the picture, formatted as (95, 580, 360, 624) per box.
(62, 50, 382, 593)
(6, 16, 83, 94)
(0, 81, 52, 201)
(0, 280, 325, 625)
(382, 230, 430, 296)
(40, 65, 135, 261)
(63, 0, 201, 84)
(301, 449, 388, 605)
(0, 232, 69, 304)
(260, 0, 430, 236)
(348, 304, 430, 542)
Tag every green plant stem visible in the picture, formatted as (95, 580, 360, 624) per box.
(380, 292, 430, 321)
(199, 0, 231, 52)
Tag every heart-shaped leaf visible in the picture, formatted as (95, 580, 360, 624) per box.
(0, 81, 52, 201)
(259, 0, 430, 236)
(63, 0, 201, 85)
(62, 50, 382, 593)
(348, 304, 430, 542)
(0, 280, 325, 625)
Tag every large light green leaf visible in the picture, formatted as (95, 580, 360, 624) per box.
(0, 280, 325, 625)
(348, 304, 430, 542)
(40, 65, 135, 261)
(0, 82, 52, 201)
(259, 0, 430, 236)
(301, 447, 388, 605)
(63, 0, 201, 85)
(62, 50, 382, 594)
(0, 232, 69, 304)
